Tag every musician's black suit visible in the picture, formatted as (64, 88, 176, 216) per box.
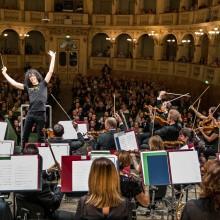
(0, 198, 13, 220)
(16, 179, 63, 219)
(95, 124, 124, 150)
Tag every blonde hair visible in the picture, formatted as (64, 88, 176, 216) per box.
(168, 109, 181, 122)
(87, 157, 123, 208)
(149, 135, 164, 151)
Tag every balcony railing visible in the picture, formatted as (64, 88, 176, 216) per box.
(89, 57, 220, 85)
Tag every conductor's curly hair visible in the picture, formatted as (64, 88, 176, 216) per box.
(200, 159, 220, 210)
(24, 68, 43, 87)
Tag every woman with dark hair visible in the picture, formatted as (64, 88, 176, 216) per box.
(118, 151, 149, 207)
(74, 157, 132, 220)
(181, 160, 220, 220)
(1, 51, 56, 147)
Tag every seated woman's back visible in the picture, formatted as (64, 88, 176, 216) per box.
(75, 195, 131, 220)
(74, 158, 132, 220)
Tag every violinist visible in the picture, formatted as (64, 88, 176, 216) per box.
(49, 122, 85, 154)
(118, 151, 149, 207)
(178, 128, 195, 150)
(153, 109, 182, 142)
(198, 118, 219, 160)
(94, 113, 124, 150)
(189, 106, 217, 126)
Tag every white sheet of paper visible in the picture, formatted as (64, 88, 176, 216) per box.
(0, 140, 14, 155)
(72, 160, 92, 192)
(91, 154, 118, 168)
(77, 123, 88, 138)
(118, 131, 138, 151)
(0, 122, 7, 141)
(0, 155, 39, 191)
(169, 151, 201, 184)
(38, 143, 69, 170)
(58, 121, 77, 139)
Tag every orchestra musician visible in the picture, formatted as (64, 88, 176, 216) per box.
(94, 113, 124, 150)
(74, 157, 132, 220)
(178, 128, 195, 150)
(49, 122, 85, 154)
(16, 143, 64, 219)
(181, 160, 220, 220)
(118, 151, 149, 207)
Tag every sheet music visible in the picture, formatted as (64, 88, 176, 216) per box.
(77, 123, 88, 138)
(0, 122, 7, 141)
(117, 131, 138, 151)
(72, 160, 92, 191)
(38, 143, 69, 170)
(169, 151, 201, 184)
(58, 121, 77, 139)
(0, 155, 39, 191)
(91, 154, 118, 168)
(0, 140, 14, 155)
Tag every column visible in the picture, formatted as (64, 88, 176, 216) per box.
(193, 45, 201, 63)
(84, 0, 93, 14)
(18, 0, 25, 10)
(45, 0, 54, 11)
(154, 43, 163, 60)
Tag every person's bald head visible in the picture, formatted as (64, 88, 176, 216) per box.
(105, 117, 117, 130)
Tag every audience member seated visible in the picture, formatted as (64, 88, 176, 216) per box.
(181, 159, 220, 220)
(118, 151, 149, 207)
(0, 197, 13, 220)
(49, 122, 85, 154)
(16, 144, 63, 220)
(74, 157, 132, 220)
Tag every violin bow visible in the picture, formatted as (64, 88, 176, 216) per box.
(192, 98, 201, 129)
(168, 93, 190, 103)
(0, 53, 4, 67)
(47, 139, 61, 172)
(190, 86, 210, 108)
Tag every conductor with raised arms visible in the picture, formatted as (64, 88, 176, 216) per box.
(1, 50, 56, 147)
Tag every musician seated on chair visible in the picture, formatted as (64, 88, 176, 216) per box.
(95, 113, 124, 150)
(49, 122, 85, 154)
(118, 151, 149, 207)
(16, 143, 63, 219)
(181, 159, 220, 220)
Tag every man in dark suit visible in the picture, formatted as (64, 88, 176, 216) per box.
(95, 114, 124, 150)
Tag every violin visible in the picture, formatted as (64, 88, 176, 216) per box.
(162, 140, 185, 148)
(154, 115, 169, 126)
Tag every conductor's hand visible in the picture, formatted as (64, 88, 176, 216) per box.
(48, 50, 56, 58)
(114, 113, 123, 124)
(2, 66, 7, 74)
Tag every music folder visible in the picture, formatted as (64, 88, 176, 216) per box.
(141, 151, 170, 186)
(114, 130, 138, 151)
(141, 150, 201, 186)
(61, 155, 91, 193)
(0, 155, 41, 191)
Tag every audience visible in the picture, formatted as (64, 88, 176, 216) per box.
(74, 157, 132, 220)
